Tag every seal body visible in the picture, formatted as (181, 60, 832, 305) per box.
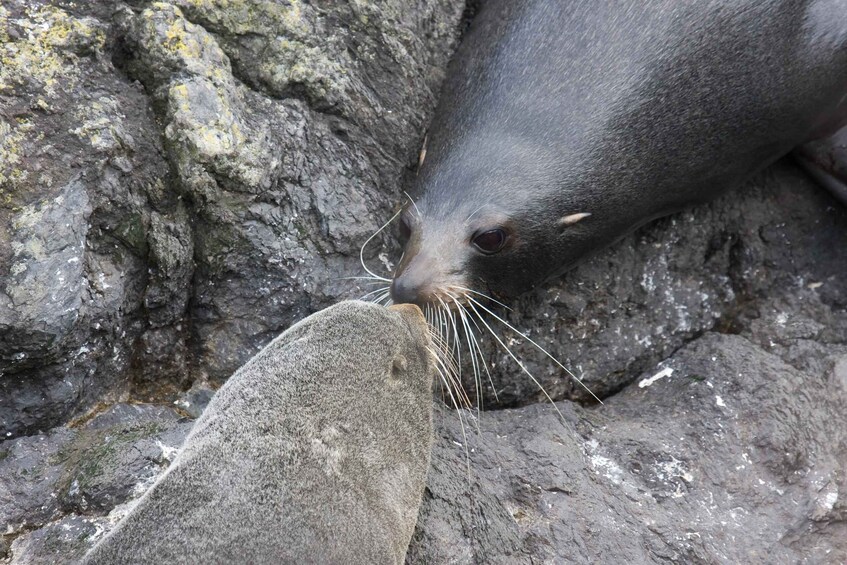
(81, 301, 435, 565)
(392, 0, 847, 303)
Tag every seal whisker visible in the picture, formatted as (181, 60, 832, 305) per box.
(426, 344, 472, 477)
(403, 190, 421, 218)
(457, 299, 501, 404)
(435, 295, 463, 378)
(374, 292, 393, 306)
(359, 208, 402, 283)
(428, 342, 471, 410)
(450, 295, 484, 412)
(427, 301, 472, 413)
(464, 204, 487, 223)
(426, 308, 463, 400)
(360, 286, 390, 301)
(465, 299, 566, 422)
(449, 285, 513, 312)
(368, 289, 390, 303)
(449, 292, 500, 406)
(337, 276, 389, 282)
(466, 296, 603, 405)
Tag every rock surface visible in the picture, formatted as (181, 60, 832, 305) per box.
(1, 0, 463, 438)
(2, 0, 846, 564)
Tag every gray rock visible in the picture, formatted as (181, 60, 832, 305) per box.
(410, 332, 847, 563)
(0, 427, 75, 535)
(2, 1, 846, 564)
(1, 402, 189, 556)
(0, 0, 176, 438)
(0, 0, 464, 438)
(7, 514, 107, 565)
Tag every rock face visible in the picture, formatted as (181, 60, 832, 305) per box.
(2, 0, 846, 564)
(1, 0, 463, 438)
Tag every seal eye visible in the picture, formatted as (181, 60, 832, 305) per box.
(472, 228, 507, 254)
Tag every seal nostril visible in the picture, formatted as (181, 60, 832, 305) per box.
(390, 276, 421, 305)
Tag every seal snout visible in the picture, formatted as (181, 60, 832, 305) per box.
(390, 273, 428, 305)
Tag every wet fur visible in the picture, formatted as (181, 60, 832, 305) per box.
(81, 301, 435, 565)
(397, 0, 847, 298)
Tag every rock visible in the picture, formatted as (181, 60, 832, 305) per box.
(1, 0, 846, 563)
(1, 402, 189, 558)
(56, 405, 190, 516)
(0, 427, 76, 536)
(410, 332, 847, 563)
(6, 514, 107, 565)
(0, 0, 177, 438)
(0, 0, 464, 438)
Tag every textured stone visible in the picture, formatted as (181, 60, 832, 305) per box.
(0, 0, 463, 437)
(2, 1, 846, 563)
(1, 403, 189, 554)
(410, 332, 847, 563)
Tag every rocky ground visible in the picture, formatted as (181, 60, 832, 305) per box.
(1, 1, 845, 563)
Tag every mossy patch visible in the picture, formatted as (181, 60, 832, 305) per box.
(0, 5, 105, 98)
(56, 422, 165, 507)
(175, 0, 349, 105)
(0, 117, 33, 194)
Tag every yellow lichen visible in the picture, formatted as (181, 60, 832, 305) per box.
(0, 5, 105, 97)
(70, 96, 125, 152)
(0, 118, 33, 189)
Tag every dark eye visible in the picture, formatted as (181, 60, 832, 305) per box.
(472, 228, 508, 254)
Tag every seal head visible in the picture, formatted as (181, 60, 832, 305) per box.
(391, 0, 847, 305)
(81, 301, 435, 565)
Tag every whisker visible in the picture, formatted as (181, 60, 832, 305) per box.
(359, 209, 402, 283)
(447, 295, 480, 405)
(449, 284, 513, 312)
(403, 190, 421, 217)
(337, 275, 390, 282)
(360, 286, 390, 301)
(465, 299, 566, 421)
(435, 296, 462, 378)
(368, 290, 391, 305)
(465, 204, 487, 223)
(429, 341, 471, 409)
(443, 290, 500, 404)
(427, 345, 472, 479)
(467, 296, 603, 405)
(450, 295, 487, 412)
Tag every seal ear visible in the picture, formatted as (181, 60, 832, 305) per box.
(558, 212, 591, 231)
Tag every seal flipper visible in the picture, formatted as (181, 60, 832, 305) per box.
(794, 126, 847, 206)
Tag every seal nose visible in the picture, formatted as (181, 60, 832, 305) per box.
(390, 275, 423, 305)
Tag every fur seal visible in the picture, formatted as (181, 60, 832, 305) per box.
(391, 0, 847, 305)
(81, 301, 435, 565)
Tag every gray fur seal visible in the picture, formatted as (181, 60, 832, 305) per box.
(391, 0, 847, 304)
(81, 301, 435, 565)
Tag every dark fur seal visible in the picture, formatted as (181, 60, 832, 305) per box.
(81, 301, 434, 565)
(391, 0, 847, 304)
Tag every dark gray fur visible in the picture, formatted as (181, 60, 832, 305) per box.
(393, 0, 847, 301)
(80, 301, 435, 565)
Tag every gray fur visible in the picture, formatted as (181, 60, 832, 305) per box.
(80, 301, 435, 565)
(393, 0, 847, 302)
